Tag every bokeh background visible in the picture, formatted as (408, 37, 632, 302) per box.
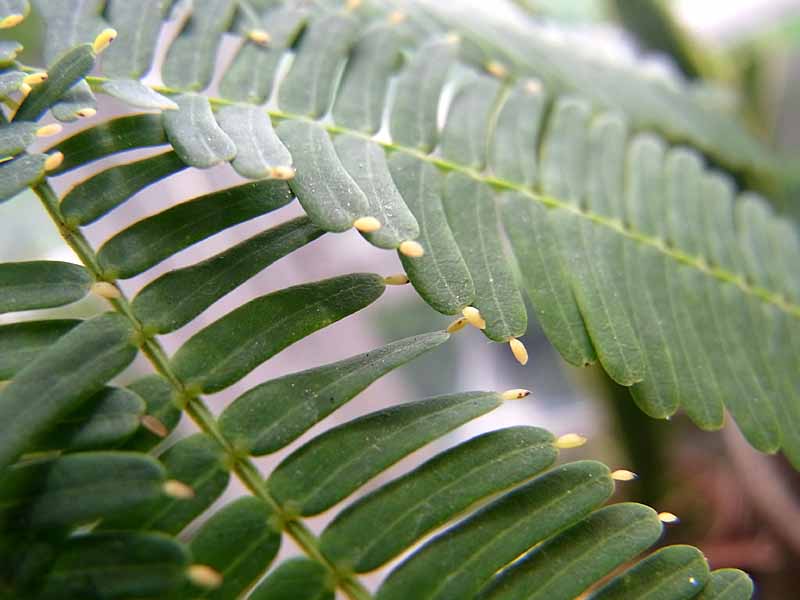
(2, 1, 799, 596)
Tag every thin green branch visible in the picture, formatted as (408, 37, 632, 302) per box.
(31, 181, 373, 600)
(76, 74, 800, 320)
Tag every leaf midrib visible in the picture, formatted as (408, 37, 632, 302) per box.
(77, 75, 799, 320)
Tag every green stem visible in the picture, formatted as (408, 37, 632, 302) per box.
(32, 181, 373, 600)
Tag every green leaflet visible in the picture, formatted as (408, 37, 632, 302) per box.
(219, 4, 308, 104)
(696, 569, 754, 600)
(215, 105, 292, 179)
(50, 80, 96, 122)
(0, 319, 79, 380)
(0, 452, 164, 531)
(97, 179, 293, 279)
(102, 433, 229, 535)
(38, 531, 190, 600)
(101, 79, 178, 111)
(500, 194, 596, 367)
(171, 273, 385, 393)
(334, 134, 420, 249)
(132, 216, 323, 334)
(489, 80, 546, 186)
(480, 503, 663, 600)
(278, 12, 359, 117)
(0, 154, 47, 202)
(14, 44, 96, 122)
(276, 120, 370, 232)
(219, 331, 449, 455)
(60, 150, 188, 226)
(269, 391, 503, 517)
(163, 94, 236, 169)
(34, 386, 145, 452)
(332, 23, 404, 133)
(0, 122, 38, 158)
(0, 260, 91, 314)
(320, 426, 557, 573)
(102, 0, 170, 79)
(377, 461, 613, 600)
(390, 36, 457, 151)
(0, 313, 138, 470)
(541, 99, 644, 385)
(249, 558, 334, 600)
(181, 497, 281, 600)
(161, 0, 237, 90)
(120, 375, 182, 452)
(443, 174, 527, 342)
(440, 75, 502, 170)
(390, 154, 474, 315)
(588, 545, 709, 600)
(49, 113, 168, 174)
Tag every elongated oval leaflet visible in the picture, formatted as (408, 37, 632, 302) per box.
(249, 558, 334, 600)
(334, 134, 420, 249)
(38, 532, 190, 600)
(60, 150, 188, 226)
(390, 37, 458, 151)
(0, 452, 165, 531)
(102, 433, 230, 535)
(489, 80, 546, 186)
(0, 319, 80, 380)
(163, 94, 236, 169)
(0, 261, 91, 314)
(51, 80, 96, 122)
(48, 113, 168, 175)
(376, 461, 614, 600)
(15, 43, 96, 122)
(696, 569, 754, 600)
(219, 331, 449, 455)
(0, 153, 47, 202)
(269, 391, 503, 517)
(332, 23, 404, 133)
(588, 545, 709, 600)
(440, 75, 502, 170)
(276, 120, 370, 232)
(101, 79, 178, 111)
(97, 179, 293, 279)
(161, 0, 237, 91)
(171, 273, 385, 393)
(499, 193, 596, 367)
(389, 153, 474, 314)
(278, 12, 359, 117)
(320, 426, 557, 573)
(0, 122, 39, 158)
(443, 174, 527, 342)
(179, 497, 281, 600)
(0, 313, 138, 470)
(133, 216, 324, 334)
(215, 105, 292, 179)
(480, 503, 663, 600)
(102, 0, 170, 79)
(33, 386, 145, 452)
(120, 374, 182, 452)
